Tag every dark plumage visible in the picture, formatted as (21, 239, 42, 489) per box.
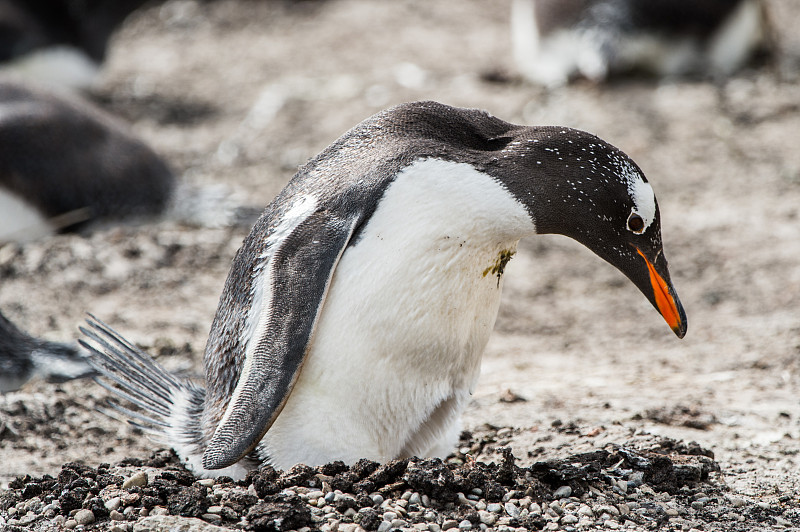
(0, 310, 93, 392)
(0, 80, 175, 241)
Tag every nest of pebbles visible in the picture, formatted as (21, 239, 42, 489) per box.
(4, 427, 792, 532)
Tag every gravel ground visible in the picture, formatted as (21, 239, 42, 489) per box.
(1, 0, 800, 530)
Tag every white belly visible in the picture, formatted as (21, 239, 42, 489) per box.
(258, 158, 536, 468)
(0, 188, 52, 242)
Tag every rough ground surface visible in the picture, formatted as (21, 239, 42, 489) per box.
(1, 0, 799, 530)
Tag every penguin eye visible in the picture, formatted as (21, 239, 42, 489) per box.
(627, 213, 645, 234)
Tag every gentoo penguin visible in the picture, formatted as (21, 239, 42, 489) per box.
(0, 0, 152, 89)
(0, 79, 175, 242)
(511, 0, 772, 86)
(0, 310, 93, 393)
(81, 101, 687, 479)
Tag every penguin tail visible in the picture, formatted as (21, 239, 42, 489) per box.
(78, 314, 207, 464)
(0, 309, 95, 392)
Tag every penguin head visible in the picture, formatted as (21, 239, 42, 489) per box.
(485, 126, 687, 338)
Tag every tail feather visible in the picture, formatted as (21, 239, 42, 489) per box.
(80, 327, 175, 412)
(78, 314, 206, 450)
(79, 315, 258, 479)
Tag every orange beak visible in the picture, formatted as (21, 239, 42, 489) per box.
(634, 247, 687, 338)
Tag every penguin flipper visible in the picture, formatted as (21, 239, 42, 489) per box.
(202, 208, 360, 470)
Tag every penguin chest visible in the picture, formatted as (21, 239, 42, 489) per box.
(259, 159, 536, 468)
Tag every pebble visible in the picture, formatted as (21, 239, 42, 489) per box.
(442, 519, 459, 530)
(122, 471, 148, 489)
(553, 486, 572, 499)
(478, 510, 497, 525)
(458, 519, 473, 530)
(729, 497, 746, 508)
(198, 479, 215, 487)
(106, 497, 123, 512)
(487, 503, 503, 513)
(377, 522, 392, 532)
(64, 519, 78, 529)
(371, 494, 385, 506)
(74, 509, 95, 525)
(110, 510, 126, 521)
(504, 502, 520, 518)
(392, 519, 409, 528)
(561, 513, 578, 525)
(529, 502, 542, 515)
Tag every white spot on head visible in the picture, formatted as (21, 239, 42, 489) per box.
(628, 178, 656, 233)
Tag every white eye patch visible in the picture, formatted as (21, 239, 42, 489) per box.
(627, 179, 656, 233)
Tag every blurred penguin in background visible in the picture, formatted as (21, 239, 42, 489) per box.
(0, 0, 152, 89)
(0, 79, 176, 243)
(511, 0, 773, 86)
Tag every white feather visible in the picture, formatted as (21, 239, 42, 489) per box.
(256, 158, 536, 468)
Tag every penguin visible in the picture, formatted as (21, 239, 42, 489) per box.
(81, 101, 687, 479)
(0, 79, 175, 242)
(511, 0, 772, 86)
(0, 309, 93, 393)
(0, 0, 153, 89)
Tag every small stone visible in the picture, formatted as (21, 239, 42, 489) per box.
(110, 510, 126, 521)
(577, 505, 593, 518)
(421, 494, 431, 507)
(595, 505, 620, 517)
(475, 501, 486, 511)
(442, 519, 459, 530)
(106, 497, 123, 512)
(64, 519, 78, 529)
(604, 520, 619, 529)
(198, 479, 215, 487)
(371, 494, 385, 506)
(665, 508, 679, 516)
(202, 513, 222, 523)
(479, 510, 497, 525)
(487, 503, 503, 513)
(324, 492, 336, 504)
(554, 486, 572, 499)
(775, 516, 792, 527)
(122, 472, 148, 489)
(150, 507, 168, 516)
(377, 522, 392, 532)
(549, 501, 563, 515)
(691, 501, 705, 510)
(383, 511, 397, 521)
(429, 525, 440, 532)
(206, 505, 223, 514)
(730, 497, 746, 508)
(409, 493, 422, 505)
(458, 519, 473, 530)
(528, 503, 542, 515)
(391, 519, 409, 528)
(74, 509, 95, 525)
(504, 502, 520, 518)
(561, 514, 578, 525)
